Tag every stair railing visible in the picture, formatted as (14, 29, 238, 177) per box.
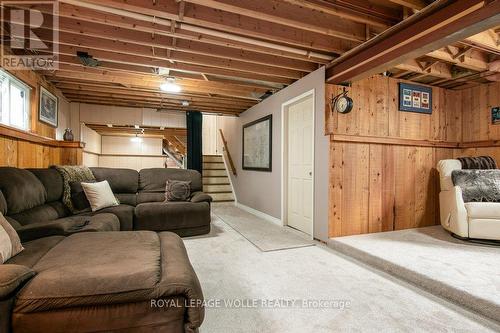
(219, 129, 237, 176)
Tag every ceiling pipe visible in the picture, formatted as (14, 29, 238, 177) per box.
(60, 0, 335, 62)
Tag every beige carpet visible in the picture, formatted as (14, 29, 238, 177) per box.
(328, 226, 500, 323)
(184, 217, 500, 333)
(212, 203, 314, 252)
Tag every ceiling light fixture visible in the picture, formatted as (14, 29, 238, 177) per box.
(181, 100, 190, 107)
(131, 129, 143, 143)
(160, 77, 181, 93)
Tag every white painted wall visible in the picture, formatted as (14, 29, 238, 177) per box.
(81, 125, 101, 167)
(71, 103, 186, 129)
(101, 136, 163, 155)
(99, 135, 165, 170)
(79, 123, 166, 170)
(218, 67, 329, 241)
(98, 155, 166, 170)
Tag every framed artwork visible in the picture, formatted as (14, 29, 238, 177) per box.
(493, 107, 500, 125)
(242, 114, 272, 172)
(399, 83, 432, 114)
(39, 86, 58, 127)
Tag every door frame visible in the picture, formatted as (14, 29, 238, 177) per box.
(281, 89, 315, 239)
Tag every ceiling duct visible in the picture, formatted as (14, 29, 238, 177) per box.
(77, 51, 100, 67)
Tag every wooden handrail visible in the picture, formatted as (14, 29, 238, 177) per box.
(219, 129, 236, 176)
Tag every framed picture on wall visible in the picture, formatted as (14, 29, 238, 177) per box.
(242, 115, 272, 172)
(39, 86, 58, 127)
(398, 83, 432, 114)
(492, 107, 500, 125)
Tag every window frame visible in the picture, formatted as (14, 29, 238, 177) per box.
(0, 69, 31, 131)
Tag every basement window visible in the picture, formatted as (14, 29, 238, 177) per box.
(0, 69, 30, 130)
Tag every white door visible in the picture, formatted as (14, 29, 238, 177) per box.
(202, 114, 219, 155)
(287, 95, 314, 235)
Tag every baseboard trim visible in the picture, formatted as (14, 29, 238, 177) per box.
(235, 203, 282, 226)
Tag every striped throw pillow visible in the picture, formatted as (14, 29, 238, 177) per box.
(0, 213, 23, 264)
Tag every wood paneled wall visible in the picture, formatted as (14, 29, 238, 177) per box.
(326, 76, 466, 238)
(0, 136, 83, 168)
(0, 125, 83, 168)
(461, 82, 500, 142)
(326, 76, 462, 142)
(330, 142, 457, 236)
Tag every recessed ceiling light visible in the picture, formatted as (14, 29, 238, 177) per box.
(181, 100, 190, 106)
(134, 125, 140, 129)
(160, 78, 181, 93)
(106, 124, 113, 128)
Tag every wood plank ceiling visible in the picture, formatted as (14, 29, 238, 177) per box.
(2, 0, 499, 115)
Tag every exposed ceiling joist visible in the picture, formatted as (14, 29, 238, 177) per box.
(426, 46, 489, 72)
(326, 0, 500, 84)
(279, 0, 394, 29)
(181, 0, 367, 42)
(395, 59, 453, 79)
(66, 0, 355, 54)
(462, 30, 500, 55)
(388, 0, 427, 11)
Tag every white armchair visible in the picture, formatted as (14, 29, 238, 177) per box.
(437, 159, 500, 240)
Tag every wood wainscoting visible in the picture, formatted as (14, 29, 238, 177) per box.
(326, 76, 500, 238)
(0, 124, 84, 168)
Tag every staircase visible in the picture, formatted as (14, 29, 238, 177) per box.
(203, 155, 234, 202)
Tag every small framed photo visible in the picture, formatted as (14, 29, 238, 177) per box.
(399, 83, 432, 114)
(492, 107, 500, 125)
(39, 86, 58, 127)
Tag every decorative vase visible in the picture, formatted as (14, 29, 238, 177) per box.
(63, 128, 74, 141)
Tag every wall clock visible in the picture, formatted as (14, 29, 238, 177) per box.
(331, 88, 353, 114)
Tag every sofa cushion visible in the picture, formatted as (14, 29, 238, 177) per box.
(91, 167, 139, 194)
(0, 191, 7, 216)
(10, 202, 68, 226)
(6, 236, 65, 268)
(135, 202, 210, 231)
(14, 214, 120, 243)
(139, 168, 202, 193)
(28, 169, 64, 203)
(137, 192, 165, 204)
(452, 169, 500, 203)
(81, 181, 119, 212)
(437, 159, 462, 191)
(165, 180, 191, 202)
(115, 193, 137, 206)
(69, 181, 91, 212)
(464, 202, 500, 219)
(0, 265, 35, 299)
(76, 204, 134, 231)
(0, 213, 24, 263)
(0, 167, 46, 215)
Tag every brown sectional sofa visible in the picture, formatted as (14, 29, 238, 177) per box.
(0, 166, 212, 241)
(0, 166, 210, 332)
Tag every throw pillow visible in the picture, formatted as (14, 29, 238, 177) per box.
(165, 180, 191, 202)
(452, 169, 500, 203)
(0, 213, 24, 264)
(81, 181, 120, 212)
